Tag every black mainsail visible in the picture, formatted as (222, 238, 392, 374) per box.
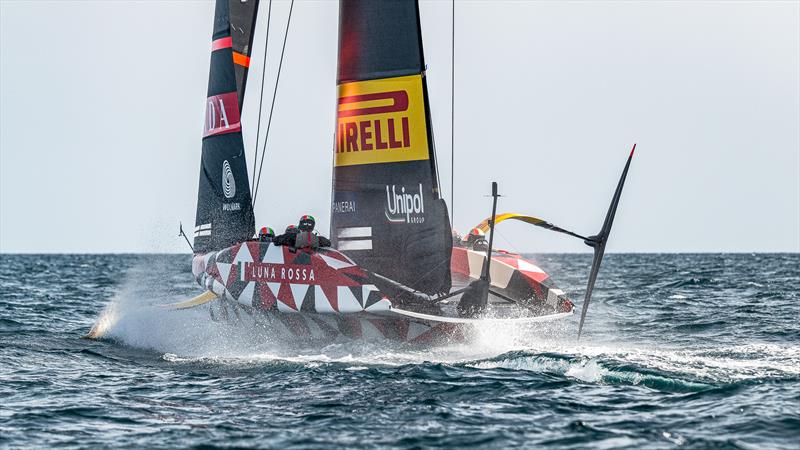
(229, 0, 260, 109)
(193, 0, 258, 254)
(330, 0, 453, 296)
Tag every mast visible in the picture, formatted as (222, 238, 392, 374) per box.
(193, 0, 258, 254)
(330, 0, 453, 296)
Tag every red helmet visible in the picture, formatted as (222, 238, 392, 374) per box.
(259, 226, 275, 238)
(469, 228, 485, 238)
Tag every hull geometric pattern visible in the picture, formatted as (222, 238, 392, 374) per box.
(450, 247, 573, 313)
(192, 242, 467, 343)
(193, 242, 392, 314)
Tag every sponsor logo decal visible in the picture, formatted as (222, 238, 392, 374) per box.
(385, 184, 425, 224)
(221, 159, 241, 211)
(334, 74, 429, 167)
(204, 91, 241, 138)
(332, 200, 356, 214)
(240, 262, 316, 283)
(222, 160, 236, 199)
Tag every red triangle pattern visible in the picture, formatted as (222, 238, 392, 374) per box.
(276, 283, 297, 311)
(257, 283, 276, 310)
(245, 242, 260, 262)
(228, 243, 241, 263)
(227, 262, 239, 286)
(321, 284, 339, 312)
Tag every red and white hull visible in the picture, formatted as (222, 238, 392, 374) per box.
(190, 241, 572, 343)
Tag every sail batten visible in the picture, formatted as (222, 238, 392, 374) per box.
(331, 0, 452, 296)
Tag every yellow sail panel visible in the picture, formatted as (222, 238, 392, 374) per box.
(475, 213, 547, 234)
(335, 74, 429, 167)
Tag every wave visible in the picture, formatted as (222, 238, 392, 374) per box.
(86, 256, 800, 394)
(92, 284, 800, 392)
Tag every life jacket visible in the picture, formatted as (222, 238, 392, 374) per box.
(293, 231, 320, 250)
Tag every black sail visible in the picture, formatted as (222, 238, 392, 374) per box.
(330, 0, 452, 295)
(193, 0, 255, 254)
(228, 0, 260, 109)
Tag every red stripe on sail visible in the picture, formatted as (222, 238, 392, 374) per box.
(211, 36, 233, 51)
(203, 91, 242, 138)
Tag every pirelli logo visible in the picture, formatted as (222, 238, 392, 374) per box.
(335, 74, 430, 167)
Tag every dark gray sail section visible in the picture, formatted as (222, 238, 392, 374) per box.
(228, 0, 260, 109)
(193, 0, 255, 254)
(330, 0, 452, 296)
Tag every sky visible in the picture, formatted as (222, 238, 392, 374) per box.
(1, 0, 798, 253)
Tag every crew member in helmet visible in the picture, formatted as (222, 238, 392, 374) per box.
(293, 215, 331, 250)
(464, 227, 484, 247)
(272, 224, 300, 247)
(465, 227, 490, 252)
(272, 216, 331, 250)
(258, 226, 275, 242)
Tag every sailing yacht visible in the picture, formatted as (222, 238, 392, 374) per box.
(90, 0, 633, 343)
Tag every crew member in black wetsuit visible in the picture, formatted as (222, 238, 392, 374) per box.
(293, 215, 331, 250)
(464, 228, 490, 253)
(272, 224, 300, 247)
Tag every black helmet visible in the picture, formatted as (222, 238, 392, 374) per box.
(298, 214, 315, 232)
(473, 237, 489, 252)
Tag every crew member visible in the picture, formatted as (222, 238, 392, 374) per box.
(463, 227, 490, 252)
(464, 228, 485, 247)
(258, 226, 275, 242)
(272, 224, 300, 247)
(293, 215, 331, 249)
(472, 237, 489, 253)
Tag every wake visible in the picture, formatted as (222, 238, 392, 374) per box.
(89, 261, 799, 390)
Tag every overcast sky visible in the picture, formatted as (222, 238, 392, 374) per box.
(1, 0, 798, 253)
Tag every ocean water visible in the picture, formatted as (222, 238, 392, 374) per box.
(0, 253, 798, 449)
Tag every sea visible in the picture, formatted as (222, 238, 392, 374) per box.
(1, 253, 798, 449)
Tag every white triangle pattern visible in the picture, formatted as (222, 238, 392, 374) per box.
(238, 282, 255, 306)
(319, 254, 354, 270)
(517, 259, 545, 274)
(361, 285, 379, 307)
(337, 286, 362, 313)
(489, 260, 514, 289)
(263, 244, 284, 264)
(217, 263, 232, 285)
(290, 284, 309, 311)
(314, 286, 336, 313)
(233, 244, 254, 264)
(365, 298, 391, 312)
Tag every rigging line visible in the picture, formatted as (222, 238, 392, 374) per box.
(250, 0, 273, 201)
(495, 227, 522, 256)
(252, 0, 294, 206)
(450, 0, 455, 224)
